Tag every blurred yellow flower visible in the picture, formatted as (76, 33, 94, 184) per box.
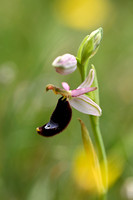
(54, 0, 112, 30)
(72, 148, 124, 194)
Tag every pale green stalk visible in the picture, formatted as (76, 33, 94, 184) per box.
(77, 28, 108, 199)
(89, 65, 108, 193)
(78, 62, 108, 200)
(77, 59, 90, 82)
(90, 115, 108, 195)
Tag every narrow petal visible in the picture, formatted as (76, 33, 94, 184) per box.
(62, 82, 70, 91)
(78, 69, 94, 89)
(69, 95, 102, 116)
(71, 87, 97, 97)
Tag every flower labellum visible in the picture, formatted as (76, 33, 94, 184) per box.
(52, 53, 77, 75)
(36, 97, 72, 137)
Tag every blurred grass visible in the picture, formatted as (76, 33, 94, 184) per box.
(0, 0, 133, 199)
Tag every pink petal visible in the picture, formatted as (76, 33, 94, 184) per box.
(78, 69, 94, 89)
(69, 95, 102, 116)
(62, 82, 70, 91)
(71, 87, 97, 97)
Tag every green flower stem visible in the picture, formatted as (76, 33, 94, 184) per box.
(89, 115, 108, 195)
(77, 59, 90, 82)
(77, 28, 107, 199)
(78, 63, 108, 197)
(77, 63, 85, 81)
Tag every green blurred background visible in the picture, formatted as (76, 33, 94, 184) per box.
(0, 0, 133, 199)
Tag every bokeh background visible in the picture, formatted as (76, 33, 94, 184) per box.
(0, 0, 133, 199)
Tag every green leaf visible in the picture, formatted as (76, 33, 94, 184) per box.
(78, 119, 105, 194)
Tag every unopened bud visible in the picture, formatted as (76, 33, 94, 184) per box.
(52, 54, 77, 75)
(80, 28, 103, 64)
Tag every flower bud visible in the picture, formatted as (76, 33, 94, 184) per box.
(80, 28, 103, 64)
(52, 54, 77, 75)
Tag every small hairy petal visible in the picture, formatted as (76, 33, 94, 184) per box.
(69, 95, 102, 116)
(78, 69, 94, 89)
(62, 82, 70, 91)
(71, 87, 97, 97)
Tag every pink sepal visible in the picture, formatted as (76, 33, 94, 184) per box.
(69, 95, 102, 116)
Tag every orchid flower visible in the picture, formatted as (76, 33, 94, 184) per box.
(46, 68, 102, 116)
(36, 69, 102, 137)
